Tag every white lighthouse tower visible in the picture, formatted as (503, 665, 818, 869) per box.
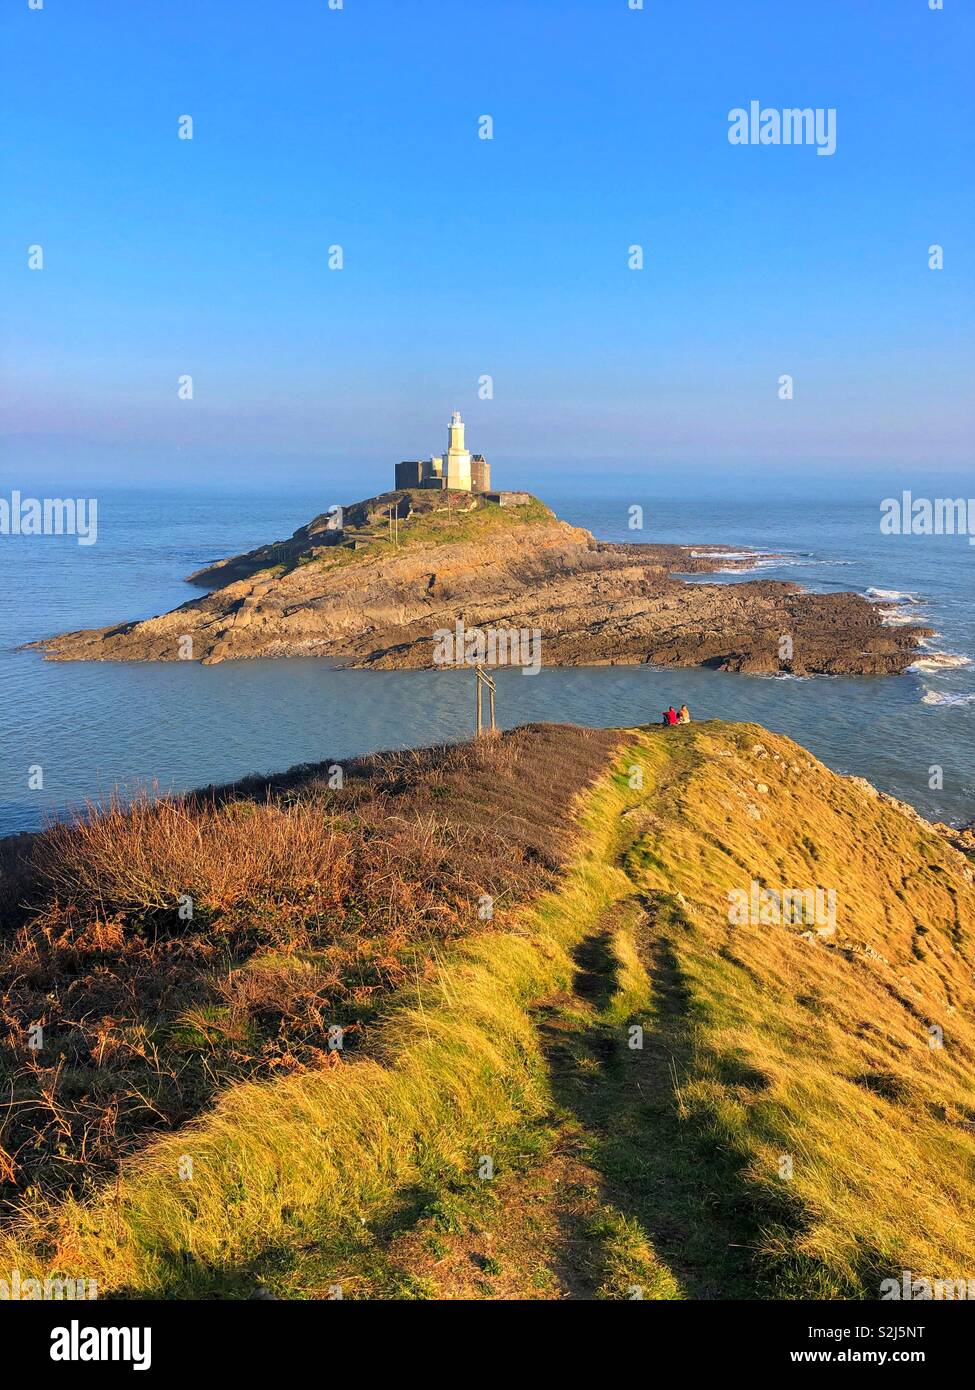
(393, 410, 489, 491)
(444, 410, 473, 491)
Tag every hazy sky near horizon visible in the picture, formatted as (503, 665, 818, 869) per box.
(2, 0, 973, 492)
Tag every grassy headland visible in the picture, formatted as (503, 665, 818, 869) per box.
(1, 721, 972, 1298)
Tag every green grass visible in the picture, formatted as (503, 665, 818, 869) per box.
(312, 493, 555, 568)
(389, 494, 553, 546)
(613, 723, 975, 1296)
(5, 720, 973, 1299)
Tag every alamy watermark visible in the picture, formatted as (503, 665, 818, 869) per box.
(881, 1269, 975, 1300)
(728, 881, 837, 936)
(880, 491, 975, 543)
(728, 102, 836, 157)
(0, 491, 98, 545)
(1, 1267, 98, 1300)
(433, 618, 542, 675)
(50, 1320, 150, 1370)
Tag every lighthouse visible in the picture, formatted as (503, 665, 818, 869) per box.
(394, 411, 490, 492)
(444, 411, 472, 490)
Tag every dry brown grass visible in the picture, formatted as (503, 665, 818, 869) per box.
(36, 796, 354, 924)
(0, 724, 617, 1213)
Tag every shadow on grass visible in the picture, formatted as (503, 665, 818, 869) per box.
(536, 898, 804, 1299)
(110, 1176, 451, 1301)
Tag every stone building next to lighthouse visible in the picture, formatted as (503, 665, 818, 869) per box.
(395, 412, 491, 493)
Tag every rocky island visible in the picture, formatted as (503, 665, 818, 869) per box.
(30, 487, 930, 676)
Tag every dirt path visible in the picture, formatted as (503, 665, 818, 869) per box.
(539, 898, 761, 1299)
(306, 741, 762, 1301)
(370, 887, 766, 1299)
(363, 901, 677, 1299)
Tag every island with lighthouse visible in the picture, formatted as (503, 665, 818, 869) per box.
(29, 411, 929, 675)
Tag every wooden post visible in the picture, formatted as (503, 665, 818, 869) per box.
(474, 665, 497, 736)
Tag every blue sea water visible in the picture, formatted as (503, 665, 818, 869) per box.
(2, 483, 973, 835)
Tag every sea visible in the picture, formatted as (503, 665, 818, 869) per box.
(2, 482, 973, 836)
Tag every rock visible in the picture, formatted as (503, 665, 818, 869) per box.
(846, 776, 879, 799)
(29, 490, 932, 675)
(877, 791, 934, 828)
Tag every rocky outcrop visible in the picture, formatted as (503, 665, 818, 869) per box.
(29, 490, 930, 676)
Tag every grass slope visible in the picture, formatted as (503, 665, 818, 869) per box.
(0, 726, 616, 1211)
(0, 727, 632, 1295)
(615, 723, 975, 1296)
(267, 492, 555, 578)
(2, 721, 973, 1298)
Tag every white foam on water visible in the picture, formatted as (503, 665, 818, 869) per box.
(908, 652, 973, 672)
(921, 688, 975, 707)
(879, 607, 918, 626)
(865, 587, 921, 603)
(689, 550, 760, 561)
(688, 549, 803, 572)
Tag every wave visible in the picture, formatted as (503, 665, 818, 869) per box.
(908, 653, 973, 672)
(865, 587, 921, 603)
(879, 607, 921, 626)
(689, 550, 803, 570)
(921, 688, 975, 707)
(706, 559, 804, 577)
(689, 550, 761, 561)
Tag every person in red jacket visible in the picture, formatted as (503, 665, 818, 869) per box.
(662, 706, 679, 726)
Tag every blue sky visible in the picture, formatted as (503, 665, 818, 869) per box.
(1, 0, 972, 494)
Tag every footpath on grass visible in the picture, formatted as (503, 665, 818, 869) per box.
(4, 721, 974, 1301)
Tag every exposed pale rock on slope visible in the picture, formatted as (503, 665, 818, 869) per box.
(31, 491, 929, 676)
